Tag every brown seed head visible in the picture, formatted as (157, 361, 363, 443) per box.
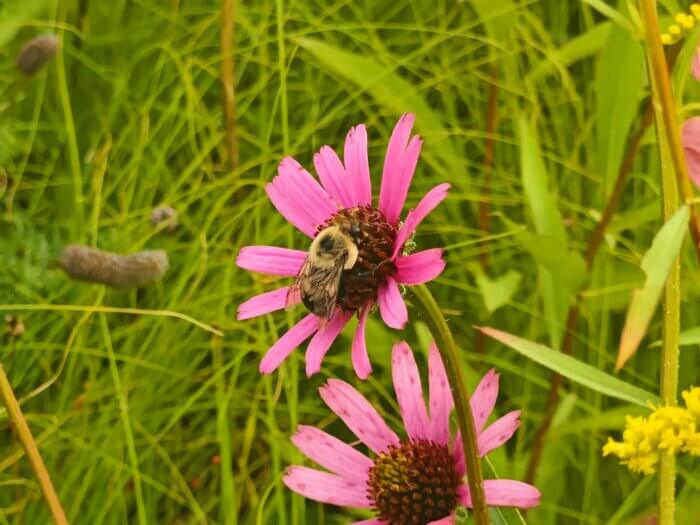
(319, 205, 397, 312)
(59, 244, 169, 288)
(16, 34, 60, 76)
(367, 439, 460, 525)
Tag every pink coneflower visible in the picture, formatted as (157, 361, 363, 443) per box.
(284, 341, 541, 524)
(682, 117, 700, 188)
(236, 114, 449, 378)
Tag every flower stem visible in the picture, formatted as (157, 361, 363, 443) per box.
(637, 1, 684, 523)
(220, 0, 239, 169)
(410, 284, 489, 524)
(0, 363, 69, 525)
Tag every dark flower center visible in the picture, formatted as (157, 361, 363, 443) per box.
(318, 205, 397, 312)
(367, 439, 460, 525)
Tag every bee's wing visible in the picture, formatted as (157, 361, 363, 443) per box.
(286, 257, 309, 309)
(311, 253, 347, 320)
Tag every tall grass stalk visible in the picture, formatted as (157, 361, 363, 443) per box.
(637, 1, 685, 522)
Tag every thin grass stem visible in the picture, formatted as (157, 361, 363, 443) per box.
(410, 284, 489, 525)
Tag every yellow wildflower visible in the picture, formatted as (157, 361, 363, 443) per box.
(682, 386, 700, 420)
(602, 400, 699, 474)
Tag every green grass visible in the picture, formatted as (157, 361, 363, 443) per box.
(1, 0, 700, 524)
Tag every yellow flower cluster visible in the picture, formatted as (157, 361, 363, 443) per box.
(602, 387, 700, 475)
(661, 4, 700, 45)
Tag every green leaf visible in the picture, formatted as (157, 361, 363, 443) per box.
(617, 205, 689, 370)
(519, 117, 572, 348)
(0, 0, 52, 49)
(478, 326, 660, 406)
(469, 264, 521, 314)
(295, 37, 458, 169)
(650, 326, 700, 348)
(470, 0, 518, 40)
(527, 22, 612, 82)
(595, 25, 645, 194)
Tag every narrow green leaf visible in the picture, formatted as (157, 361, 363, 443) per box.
(650, 326, 700, 348)
(527, 22, 612, 82)
(295, 37, 458, 169)
(595, 25, 645, 194)
(519, 117, 571, 348)
(478, 326, 660, 406)
(617, 205, 689, 370)
(470, 0, 518, 40)
(469, 265, 521, 314)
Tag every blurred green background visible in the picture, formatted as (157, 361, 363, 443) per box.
(1, 0, 699, 524)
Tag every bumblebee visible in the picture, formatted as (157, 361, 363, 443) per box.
(288, 224, 360, 318)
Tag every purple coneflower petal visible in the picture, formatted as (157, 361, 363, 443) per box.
(352, 519, 388, 525)
(291, 425, 373, 482)
(314, 146, 354, 207)
(259, 314, 319, 374)
(428, 341, 453, 444)
(379, 113, 423, 225)
(237, 286, 299, 320)
(305, 310, 353, 376)
(681, 117, 700, 188)
(320, 378, 400, 454)
(392, 183, 451, 258)
(267, 157, 338, 236)
(351, 304, 373, 380)
(392, 342, 430, 441)
(283, 466, 372, 508)
(266, 182, 318, 237)
(395, 249, 446, 285)
(470, 368, 500, 433)
(478, 410, 521, 457)
(344, 124, 372, 206)
(460, 480, 541, 508)
(378, 277, 408, 329)
(236, 246, 306, 276)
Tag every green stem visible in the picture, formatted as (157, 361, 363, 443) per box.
(410, 284, 489, 524)
(637, 1, 683, 523)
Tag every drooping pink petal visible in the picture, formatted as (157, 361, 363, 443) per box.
(682, 117, 700, 188)
(392, 342, 430, 441)
(379, 114, 423, 225)
(237, 286, 299, 320)
(344, 124, 372, 205)
(314, 146, 354, 207)
(351, 304, 373, 379)
(267, 157, 338, 236)
(392, 183, 451, 257)
(478, 410, 521, 457)
(265, 182, 318, 237)
(428, 341, 453, 444)
(320, 378, 400, 454)
(352, 519, 388, 525)
(283, 466, 372, 508)
(291, 425, 373, 482)
(236, 245, 307, 276)
(693, 48, 700, 82)
(378, 277, 408, 329)
(305, 310, 353, 377)
(470, 369, 500, 433)
(259, 314, 319, 374)
(395, 249, 446, 285)
(460, 479, 541, 509)
(428, 516, 455, 525)
(453, 430, 466, 477)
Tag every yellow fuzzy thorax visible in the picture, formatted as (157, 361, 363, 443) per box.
(602, 387, 700, 474)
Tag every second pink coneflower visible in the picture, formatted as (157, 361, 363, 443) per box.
(236, 114, 449, 378)
(284, 341, 541, 524)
